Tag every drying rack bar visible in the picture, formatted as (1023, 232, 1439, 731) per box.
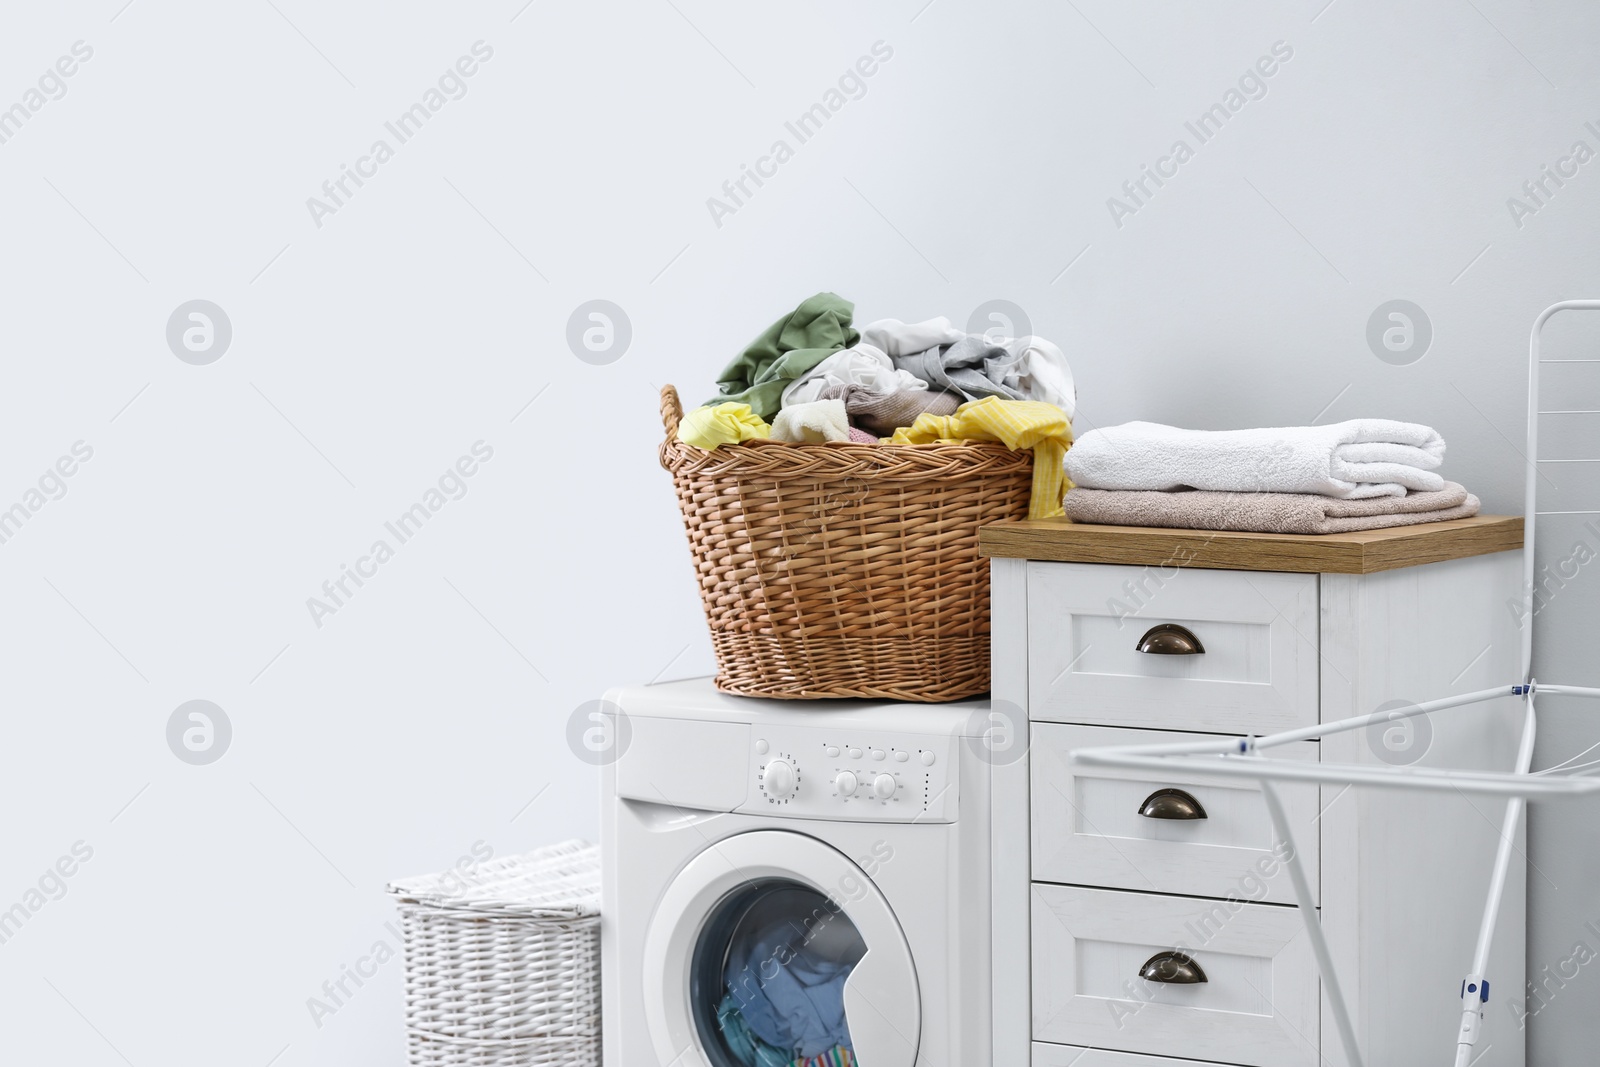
(1072, 685, 1600, 799)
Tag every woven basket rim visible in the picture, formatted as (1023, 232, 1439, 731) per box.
(662, 432, 1028, 461)
(660, 436, 1033, 484)
(657, 383, 1033, 476)
(387, 840, 599, 917)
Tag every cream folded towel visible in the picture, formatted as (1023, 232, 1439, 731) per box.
(1064, 419, 1447, 499)
(1062, 482, 1480, 535)
(771, 398, 851, 443)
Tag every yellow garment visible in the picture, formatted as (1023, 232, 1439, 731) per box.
(678, 403, 771, 450)
(890, 396, 1073, 519)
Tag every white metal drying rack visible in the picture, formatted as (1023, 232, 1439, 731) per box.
(1071, 300, 1600, 1067)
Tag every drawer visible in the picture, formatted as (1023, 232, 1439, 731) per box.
(1031, 724, 1319, 905)
(1035, 1044, 1245, 1067)
(1032, 885, 1318, 1067)
(1027, 561, 1319, 734)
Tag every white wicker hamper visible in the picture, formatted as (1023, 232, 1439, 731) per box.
(387, 840, 601, 1067)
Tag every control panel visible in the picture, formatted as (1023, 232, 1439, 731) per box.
(744, 723, 960, 823)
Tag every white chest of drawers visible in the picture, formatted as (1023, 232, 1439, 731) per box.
(982, 516, 1528, 1067)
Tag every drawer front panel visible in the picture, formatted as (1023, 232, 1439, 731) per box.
(1027, 561, 1319, 734)
(1031, 724, 1319, 904)
(1035, 1044, 1247, 1067)
(1032, 885, 1318, 1067)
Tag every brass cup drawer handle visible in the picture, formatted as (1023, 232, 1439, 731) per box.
(1139, 950, 1208, 984)
(1135, 623, 1205, 655)
(1138, 788, 1208, 820)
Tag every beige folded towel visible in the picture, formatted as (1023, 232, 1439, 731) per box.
(1061, 482, 1481, 535)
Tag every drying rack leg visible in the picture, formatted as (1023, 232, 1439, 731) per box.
(1259, 777, 1364, 1067)
(1454, 693, 1538, 1066)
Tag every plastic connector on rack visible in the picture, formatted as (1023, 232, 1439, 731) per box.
(1456, 972, 1488, 1056)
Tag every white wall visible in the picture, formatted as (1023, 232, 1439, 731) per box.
(2, 0, 1597, 1063)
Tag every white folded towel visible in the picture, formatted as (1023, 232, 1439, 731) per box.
(1063, 419, 1447, 499)
(781, 344, 928, 407)
(771, 398, 851, 443)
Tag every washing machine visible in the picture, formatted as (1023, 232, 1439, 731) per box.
(600, 678, 993, 1067)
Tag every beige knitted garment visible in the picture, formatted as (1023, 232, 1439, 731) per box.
(817, 383, 961, 436)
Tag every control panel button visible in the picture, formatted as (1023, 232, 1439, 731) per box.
(847, 747, 862, 760)
(893, 750, 910, 763)
(870, 749, 886, 761)
(872, 773, 897, 800)
(920, 750, 936, 766)
(763, 759, 797, 799)
(835, 771, 858, 797)
(754, 739, 770, 756)
(825, 745, 840, 758)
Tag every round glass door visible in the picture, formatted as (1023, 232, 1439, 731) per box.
(691, 879, 866, 1067)
(641, 830, 919, 1067)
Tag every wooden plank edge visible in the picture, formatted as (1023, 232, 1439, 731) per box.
(1357, 516, 1524, 573)
(979, 532, 1361, 573)
(979, 516, 1524, 574)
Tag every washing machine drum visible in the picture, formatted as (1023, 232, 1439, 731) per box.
(642, 830, 921, 1067)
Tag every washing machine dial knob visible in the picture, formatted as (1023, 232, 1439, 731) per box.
(763, 759, 797, 799)
(872, 773, 897, 800)
(835, 771, 858, 797)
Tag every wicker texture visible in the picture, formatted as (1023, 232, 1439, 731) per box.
(388, 841, 601, 1067)
(659, 384, 1033, 701)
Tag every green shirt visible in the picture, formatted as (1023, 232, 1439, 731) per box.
(704, 292, 859, 419)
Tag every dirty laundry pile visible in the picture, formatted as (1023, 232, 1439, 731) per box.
(710, 917, 861, 1067)
(1062, 420, 1480, 534)
(677, 292, 1077, 519)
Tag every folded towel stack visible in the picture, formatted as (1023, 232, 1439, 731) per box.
(1062, 420, 1478, 535)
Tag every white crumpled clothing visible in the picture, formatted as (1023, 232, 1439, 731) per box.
(858, 316, 968, 357)
(986, 335, 1076, 421)
(780, 344, 928, 407)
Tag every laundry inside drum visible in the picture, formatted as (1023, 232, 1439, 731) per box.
(691, 879, 867, 1067)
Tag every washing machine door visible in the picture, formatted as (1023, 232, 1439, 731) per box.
(642, 829, 920, 1067)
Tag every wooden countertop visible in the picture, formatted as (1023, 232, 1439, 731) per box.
(979, 514, 1524, 574)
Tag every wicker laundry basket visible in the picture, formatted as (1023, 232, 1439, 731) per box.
(387, 840, 601, 1067)
(659, 384, 1034, 701)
